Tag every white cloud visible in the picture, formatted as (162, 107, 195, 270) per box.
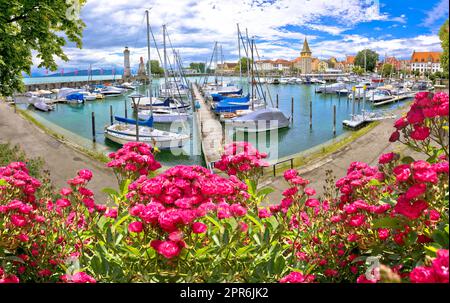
(422, 0, 449, 27)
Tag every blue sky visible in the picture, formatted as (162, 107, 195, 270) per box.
(32, 0, 449, 74)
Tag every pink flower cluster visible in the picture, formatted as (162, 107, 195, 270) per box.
(0, 162, 41, 203)
(390, 92, 449, 142)
(279, 271, 315, 283)
(60, 272, 96, 283)
(0, 267, 20, 283)
(107, 142, 161, 177)
(410, 249, 449, 283)
(392, 159, 448, 220)
(127, 165, 249, 259)
(214, 142, 269, 177)
(335, 162, 384, 204)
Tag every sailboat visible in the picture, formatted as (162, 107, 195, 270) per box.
(104, 11, 189, 149)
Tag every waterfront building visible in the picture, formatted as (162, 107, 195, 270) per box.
(256, 59, 275, 71)
(410, 51, 443, 74)
(311, 58, 320, 72)
(342, 55, 355, 73)
(123, 46, 131, 80)
(137, 57, 146, 77)
(217, 62, 238, 75)
(292, 37, 312, 74)
(273, 59, 292, 71)
(317, 60, 329, 72)
(399, 59, 411, 72)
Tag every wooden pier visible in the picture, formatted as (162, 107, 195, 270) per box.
(192, 83, 223, 169)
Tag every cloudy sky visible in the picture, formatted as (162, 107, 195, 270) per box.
(34, 0, 449, 73)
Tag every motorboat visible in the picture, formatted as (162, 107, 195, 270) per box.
(31, 97, 55, 112)
(65, 92, 84, 104)
(137, 108, 189, 123)
(104, 116, 190, 149)
(367, 89, 394, 103)
(97, 86, 125, 97)
(315, 82, 347, 94)
(79, 91, 97, 101)
(117, 82, 137, 90)
(225, 108, 290, 132)
(133, 96, 190, 111)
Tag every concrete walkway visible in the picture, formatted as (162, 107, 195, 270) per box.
(0, 102, 117, 199)
(262, 109, 424, 203)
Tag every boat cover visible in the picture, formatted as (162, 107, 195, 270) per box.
(115, 115, 154, 127)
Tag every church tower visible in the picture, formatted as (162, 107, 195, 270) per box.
(300, 37, 312, 74)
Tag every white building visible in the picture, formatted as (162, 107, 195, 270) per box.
(410, 51, 443, 74)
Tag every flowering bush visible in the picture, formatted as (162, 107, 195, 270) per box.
(0, 92, 448, 283)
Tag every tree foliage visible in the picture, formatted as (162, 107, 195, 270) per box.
(354, 49, 379, 72)
(0, 0, 86, 96)
(381, 63, 394, 77)
(352, 66, 364, 76)
(235, 57, 252, 73)
(189, 62, 205, 73)
(147, 60, 164, 75)
(438, 19, 449, 75)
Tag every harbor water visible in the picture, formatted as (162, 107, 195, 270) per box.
(19, 76, 409, 167)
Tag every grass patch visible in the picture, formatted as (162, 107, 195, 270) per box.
(262, 121, 380, 178)
(0, 143, 44, 178)
(17, 109, 110, 164)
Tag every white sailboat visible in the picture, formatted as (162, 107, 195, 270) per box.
(104, 11, 189, 149)
(138, 108, 189, 123)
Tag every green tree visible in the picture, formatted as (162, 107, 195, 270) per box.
(147, 60, 164, 75)
(235, 57, 252, 73)
(0, 0, 86, 96)
(381, 63, 394, 77)
(438, 19, 449, 75)
(189, 62, 205, 73)
(352, 66, 364, 76)
(354, 49, 379, 72)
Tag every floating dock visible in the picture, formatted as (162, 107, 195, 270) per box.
(343, 111, 397, 129)
(192, 83, 224, 170)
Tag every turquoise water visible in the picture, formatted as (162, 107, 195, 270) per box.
(20, 76, 408, 166)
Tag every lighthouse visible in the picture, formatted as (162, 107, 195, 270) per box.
(123, 46, 131, 80)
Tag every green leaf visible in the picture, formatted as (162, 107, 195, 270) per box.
(102, 187, 119, 197)
(368, 179, 381, 186)
(257, 187, 275, 198)
(113, 213, 130, 230)
(372, 217, 403, 229)
(252, 233, 261, 246)
(212, 234, 221, 247)
(0, 179, 7, 186)
(432, 230, 449, 248)
(245, 214, 264, 231)
(120, 179, 131, 195)
(236, 245, 254, 257)
(401, 156, 415, 165)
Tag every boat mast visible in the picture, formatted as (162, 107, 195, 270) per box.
(220, 44, 224, 86)
(237, 23, 242, 86)
(163, 24, 169, 96)
(214, 41, 218, 85)
(146, 9, 153, 115)
(250, 38, 255, 110)
(246, 28, 250, 86)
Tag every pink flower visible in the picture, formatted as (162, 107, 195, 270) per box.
(394, 196, 428, 220)
(393, 164, 411, 182)
(347, 234, 358, 242)
(18, 233, 29, 242)
(305, 198, 320, 208)
(357, 274, 378, 283)
(378, 228, 390, 241)
(56, 198, 71, 208)
(239, 222, 248, 233)
(152, 240, 182, 259)
(348, 214, 365, 227)
(405, 183, 426, 200)
(394, 117, 408, 130)
(77, 169, 93, 181)
(304, 188, 316, 196)
(378, 152, 396, 164)
(230, 204, 247, 217)
(62, 272, 96, 283)
(389, 131, 400, 142)
(410, 125, 430, 141)
(60, 188, 73, 196)
(104, 208, 118, 219)
(432, 249, 449, 283)
(258, 208, 271, 219)
(192, 222, 208, 234)
(283, 169, 298, 181)
(410, 266, 436, 283)
(128, 221, 143, 233)
(279, 271, 314, 283)
(10, 215, 27, 227)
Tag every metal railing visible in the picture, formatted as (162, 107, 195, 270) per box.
(271, 158, 294, 176)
